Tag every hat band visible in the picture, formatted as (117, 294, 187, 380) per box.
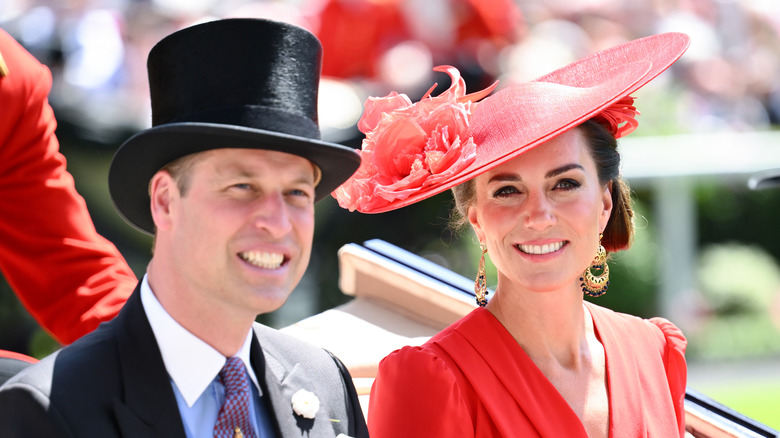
(163, 104, 322, 140)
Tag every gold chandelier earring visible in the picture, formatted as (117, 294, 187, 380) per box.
(475, 243, 489, 307)
(581, 234, 610, 297)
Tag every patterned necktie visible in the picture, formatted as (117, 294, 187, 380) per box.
(213, 356, 257, 438)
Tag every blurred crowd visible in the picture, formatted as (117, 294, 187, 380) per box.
(2, 0, 780, 143)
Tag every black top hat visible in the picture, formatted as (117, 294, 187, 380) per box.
(109, 18, 361, 234)
(748, 169, 780, 190)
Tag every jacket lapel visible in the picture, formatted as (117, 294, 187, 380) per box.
(251, 323, 365, 437)
(111, 287, 188, 438)
(253, 326, 328, 437)
(251, 328, 302, 436)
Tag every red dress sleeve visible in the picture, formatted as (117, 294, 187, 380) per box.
(0, 30, 137, 345)
(649, 317, 688, 437)
(367, 346, 474, 437)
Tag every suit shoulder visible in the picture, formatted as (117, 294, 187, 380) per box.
(4, 321, 120, 396)
(253, 323, 334, 365)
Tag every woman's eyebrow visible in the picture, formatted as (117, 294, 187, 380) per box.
(487, 173, 521, 184)
(487, 163, 584, 184)
(546, 163, 583, 179)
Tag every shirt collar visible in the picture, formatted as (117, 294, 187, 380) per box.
(140, 275, 260, 407)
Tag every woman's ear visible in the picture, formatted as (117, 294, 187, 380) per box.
(149, 171, 177, 232)
(468, 205, 486, 245)
(600, 180, 614, 232)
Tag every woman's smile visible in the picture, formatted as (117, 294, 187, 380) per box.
(516, 241, 567, 255)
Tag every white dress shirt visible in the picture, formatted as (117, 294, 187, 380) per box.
(140, 275, 277, 437)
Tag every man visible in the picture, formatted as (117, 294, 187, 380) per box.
(0, 29, 136, 346)
(0, 18, 367, 437)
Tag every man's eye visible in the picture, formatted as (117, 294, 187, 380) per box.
(288, 188, 315, 201)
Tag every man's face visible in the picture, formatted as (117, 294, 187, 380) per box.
(155, 148, 317, 318)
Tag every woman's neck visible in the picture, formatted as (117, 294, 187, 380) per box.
(486, 281, 609, 437)
(485, 283, 594, 370)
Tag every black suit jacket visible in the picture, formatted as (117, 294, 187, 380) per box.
(0, 285, 368, 437)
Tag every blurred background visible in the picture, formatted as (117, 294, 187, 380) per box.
(1, 0, 779, 426)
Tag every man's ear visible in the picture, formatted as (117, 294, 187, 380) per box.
(149, 171, 177, 232)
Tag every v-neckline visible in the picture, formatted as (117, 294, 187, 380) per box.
(474, 304, 614, 437)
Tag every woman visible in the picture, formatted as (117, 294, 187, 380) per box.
(334, 33, 690, 436)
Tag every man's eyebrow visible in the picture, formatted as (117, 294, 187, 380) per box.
(219, 165, 317, 185)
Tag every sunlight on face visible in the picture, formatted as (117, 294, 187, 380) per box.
(467, 129, 613, 294)
(159, 148, 318, 317)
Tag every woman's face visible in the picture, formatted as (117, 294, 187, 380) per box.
(467, 128, 613, 294)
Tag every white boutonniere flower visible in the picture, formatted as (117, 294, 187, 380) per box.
(291, 388, 320, 419)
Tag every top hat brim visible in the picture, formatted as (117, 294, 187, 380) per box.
(355, 32, 690, 213)
(109, 123, 360, 234)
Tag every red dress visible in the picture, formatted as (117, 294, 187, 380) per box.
(368, 303, 687, 437)
(0, 29, 137, 344)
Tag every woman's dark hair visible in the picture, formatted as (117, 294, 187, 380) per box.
(450, 119, 634, 253)
(579, 119, 634, 252)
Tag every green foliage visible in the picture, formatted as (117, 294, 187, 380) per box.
(687, 314, 780, 359)
(698, 243, 780, 314)
(687, 242, 780, 359)
(696, 182, 780, 266)
(29, 329, 59, 359)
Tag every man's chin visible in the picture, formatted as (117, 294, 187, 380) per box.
(246, 289, 295, 316)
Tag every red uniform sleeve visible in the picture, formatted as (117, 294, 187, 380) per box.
(649, 317, 688, 437)
(367, 346, 474, 437)
(0, 29, 137, 345)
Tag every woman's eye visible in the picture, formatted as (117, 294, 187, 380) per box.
(493, 186, 519, 197)
(555, 179, 581, 190)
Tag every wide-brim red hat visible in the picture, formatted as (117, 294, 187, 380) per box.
(333, 32, 690, 213)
